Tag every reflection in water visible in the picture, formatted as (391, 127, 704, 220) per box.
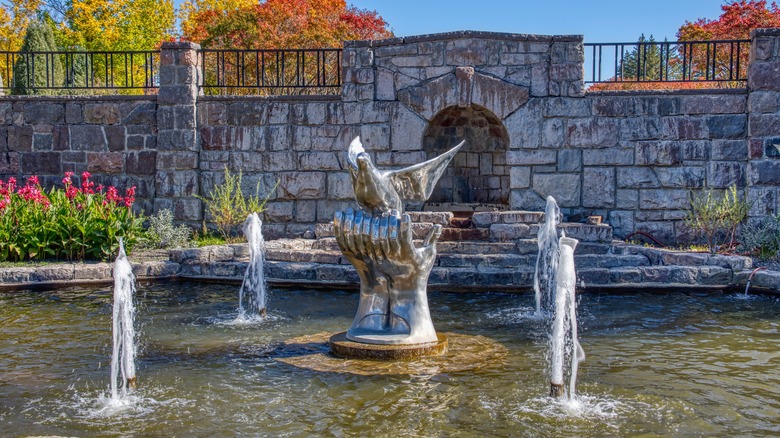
(0, 283, 778, 436)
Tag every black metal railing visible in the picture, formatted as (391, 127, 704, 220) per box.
(0, 51, 159, 93)
(200, 48, 342, 96)
(585, 39, 750, 86)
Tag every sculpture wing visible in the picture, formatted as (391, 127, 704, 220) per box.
(386, 141, 464, 202)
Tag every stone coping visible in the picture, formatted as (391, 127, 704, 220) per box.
(199, 94, 342, 103)
(0, 239, 777, 294)
(345, 30, 583, 48)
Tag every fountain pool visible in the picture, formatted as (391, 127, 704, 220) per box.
(0, 282, 778, 436)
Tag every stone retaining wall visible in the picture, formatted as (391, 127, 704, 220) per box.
(2, 240, 778, 294)
(1, 32, 780, 244)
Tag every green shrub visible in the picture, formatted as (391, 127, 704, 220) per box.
(0, 172, 144, 261)
(739, 214, 780, 260)
(197, 167, 274, 240)
(12, 19, 64, 96)
(143, 209, 193, 249)
(685, 185, 750, 254)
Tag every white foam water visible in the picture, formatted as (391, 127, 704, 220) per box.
(110, 239, 137, 400)
(534, 196, 561, 315)
(238, 213, 268, 320)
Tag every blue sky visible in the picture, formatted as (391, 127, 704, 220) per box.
(349, 1, 727, 43)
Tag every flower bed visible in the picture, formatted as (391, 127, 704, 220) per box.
(0, 172, 144, 261)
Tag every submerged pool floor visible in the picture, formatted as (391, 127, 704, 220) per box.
(0, 282, 778, 436)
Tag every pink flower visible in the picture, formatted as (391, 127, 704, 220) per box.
(27, 175, 39, 186)
(81, 171, 90, 180)
(66, 185, 79, 200)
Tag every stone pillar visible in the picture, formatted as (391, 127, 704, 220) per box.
(747, 28, 780, 217)
(156, 41, 202, 224)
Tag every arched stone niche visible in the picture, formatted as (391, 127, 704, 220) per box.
(422, 105, 510, 206)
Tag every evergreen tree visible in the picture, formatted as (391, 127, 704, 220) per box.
(12, 19, 64, 95)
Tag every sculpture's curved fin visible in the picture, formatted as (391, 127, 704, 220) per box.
(347, 136, 364, 170)
(386, 141, 464, 201)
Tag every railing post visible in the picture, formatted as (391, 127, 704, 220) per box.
(747, 28, 780, 218)
(156, 41, 202, 224)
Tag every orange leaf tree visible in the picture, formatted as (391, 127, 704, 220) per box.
(180, 0, 392, 49)
(591, 1, 780, 91)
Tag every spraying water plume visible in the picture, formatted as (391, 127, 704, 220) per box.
(238, 212, 268, 319)
(111, 238, 137, 399)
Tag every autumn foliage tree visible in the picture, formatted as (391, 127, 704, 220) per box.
(180, 0, 392, 49)
(592, 1, 780, 91)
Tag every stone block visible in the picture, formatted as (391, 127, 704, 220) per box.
(0, 151, 20, 174)
(7, 126, 32, 152)
(84, 103, 121, 124)
(506, 99, 542, 148)
(582, 148, 633, 166)
(264, 151, 297, 172)
(155, 151, 196, 171)
(74, 263, 112, 280)
(557, 149, 581, 172)
(635, 141, 681, 166)
(661, 117, 707, 140)
(397, 73, 458, 120)
(34, 265, 75, 282)
(638, 189, 690, 210)
(656, 168, 704, 191)
(707, 114, 746, 139)
(21, 151, 60, 174)
(156, 170, 198, 197)
(617, 167, 659, 188)
(25, 103, 65, 124)
(327, 172, 353, 200)
(749, 160, 780, 185)
(68, 125, 105, 152)
(445, 39, 488, 65)
(298, 152, 341, 171)
(748, 90, 780, 113)
(532, 173, 580, 206)
(681, 95, 746, 114)
(173, 197, 202, 221)
(748, 113, 780, 137)
(509, 166, 531, 189)
(582, 167, 615, 208)
(408, 211, 453, 225)
(749, 61, 780, 90)
(619, 117, 661, 141)
(390, 104, 426, 151)
(490, 223, 532, 241)
(277, 172, 326, 200)
(590, 96, 626, 116)
(565, 118, 619, 148)
(263, 201, 295, 222)
(680, 140, 710, 161)
(506, 149, 556, 165)
(708, 161, 745, 188)
(544, 96, 590, 117)
(559, 223, 612, 242)
(471, 73, 530, 119)
(87, 152, 123, 174)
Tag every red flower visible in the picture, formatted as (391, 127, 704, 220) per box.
(27, 175, 39, 186)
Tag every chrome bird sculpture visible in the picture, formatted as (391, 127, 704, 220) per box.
(347, 136, 464, 214)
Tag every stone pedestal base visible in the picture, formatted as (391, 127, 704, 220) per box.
(329, 332, 447, 360)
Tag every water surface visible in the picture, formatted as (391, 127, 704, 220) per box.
(0, 282, 778, 437)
